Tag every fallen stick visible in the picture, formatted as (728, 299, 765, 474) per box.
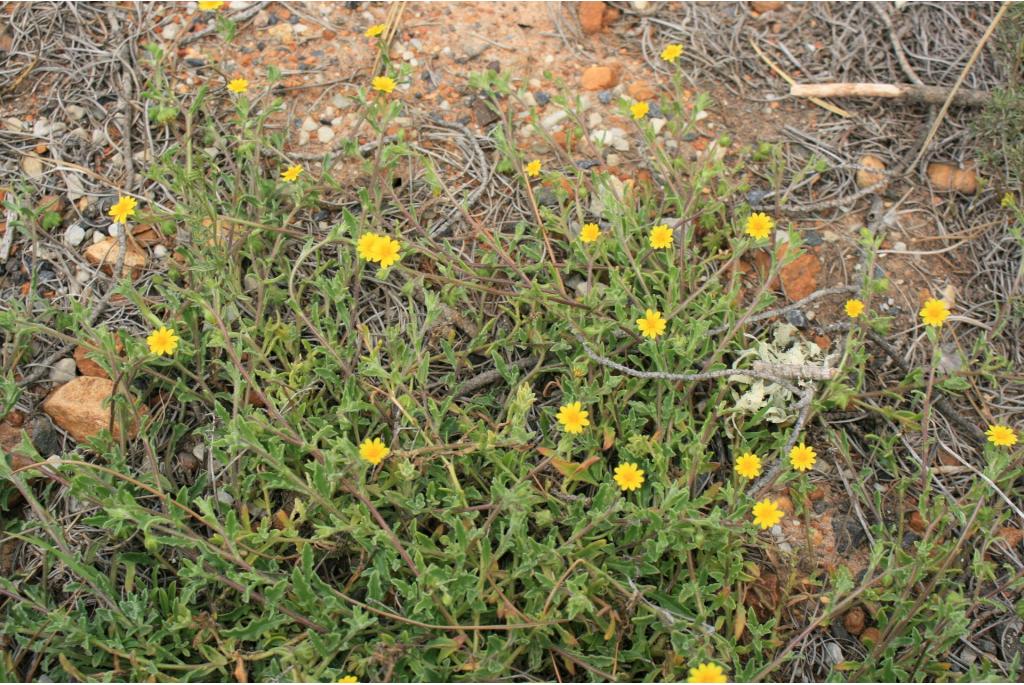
(790, 82, 991, 107)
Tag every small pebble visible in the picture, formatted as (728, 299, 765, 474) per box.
(108, 223, 123, 237)
(785, 309, 808, 328)
(63, 223, 86, 247)
(316, 126, 335, 143)
(804, 230, 823, 246)
(534, 91, 550, 106)
(597, 90, 613, 105)
(92, 232, 107, 245)
(49, 358, 77, 383)
(153, 245, 168, 259)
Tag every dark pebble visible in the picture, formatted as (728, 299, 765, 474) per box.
(185, 58, 205, 68)
(597, 90, 613, 105)
(575, 159, 601, 170)
(747, 189, 769, 205)
(804, 230, 823, 247)
(534, 91, 550, 106)
(30, 417, 61, 457)
(288, 13, 299, 24)
(534, 188, 559, 208)
(256, 41, 266, 51)
(267, 13, 278, 26)
(785, 308, 808, 328)
(681, 131, 699, 142)
(648, 102, 664, 118)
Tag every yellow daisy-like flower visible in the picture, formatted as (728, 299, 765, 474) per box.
(357, 233, 382, 263)
(630, 101, 649, 120)
(752, 499, 784, 530)
(359, 437, 389, 465)
(613, 462, 645, 492)
(636, 309, 667, 339)
(524, 159, 542, 177)
(373, 236, 402, 269)
(580, 223, 601, 243)
(745, 212, 774, 240)
(919, 297, 950, 327)
(227, 78, 249, 94)
(372, 75, 396, 94)
(789, 443, 816, 472)
(556, 401, 589, 434)
(649, 224, 673, 249)
(986, 424, 1018, 448)
(147, 327, 179, 356)
(734, 452, 762, 479)
(364, 23, 386, 38)
(687, 662, 727, 683)
(108, 196, 137, 224)
(281, 164, 303, 182)
(845, 299, 865, 318)
(338, 677, 358, 684)
(661, 44, 684, 63)
(197, 1, 224, 10)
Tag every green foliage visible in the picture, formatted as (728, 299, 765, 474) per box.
(1, 36, 1020, 685)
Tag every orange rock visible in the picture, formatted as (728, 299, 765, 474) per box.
(751, 1, 784, 11)
(844, 607, 866, 636)
(602, 4, 620, 25)
(131, 224, 163, 247)
(809, 484, 828, 501)
(927, 161, 977, 194)
(908, 510, 927, 534)
(998, 527, 1024, 549)
(860, 627, 881, 646)
(84, 237, 147, 275)
(42, 376, 144, 443)
(581, 65, 618, 91)
(74, 346, 109, 379)
(813, 335, 830, 350)
(778, 245, 822, 302)
(627, 81, 657, 101)
(775, 494, 794, 515)
(578, 1, 605, 34)
(856, 155, 886, 189)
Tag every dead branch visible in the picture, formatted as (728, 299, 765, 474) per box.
(790, 82, 991, 107)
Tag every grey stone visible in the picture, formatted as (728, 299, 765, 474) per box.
(50, 358, 77, 383)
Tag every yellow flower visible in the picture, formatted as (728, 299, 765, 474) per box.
(372, 75, 396, 93)
(687, 662, 727, 683)
(227, 78, 249, 94)
(556, 402, 589, 434)
(281, 164, 303, 182)
(613, 462, 645, 492)
(752, 499, 784, 530)
(649, 224, 673, 249)
(919, 297, 950, 327)
(359, 437, 389, 465)
(108, 196, 137, 224)
(845, 299, 865, 318)
(1002, 192, 1015, 208)
(745, 212, 774, 240)
(364, 23, 386, 38)
(580, 223, 601, 243)
(357, 233, 382, 262)
(338, 677, 358, 684)
(373, 236, 402, 269)
(789, 443, 816, 472)
(630, 101, 649, 120)
(524, 159, 542, 177)
(636, 309, 667, 339)
(661, 44, 684, 63)
(734, 452, 762, 479)
(197, 1, 224, 10)
(986, 424, 1018, 448)
(147, 327, 179, 356)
